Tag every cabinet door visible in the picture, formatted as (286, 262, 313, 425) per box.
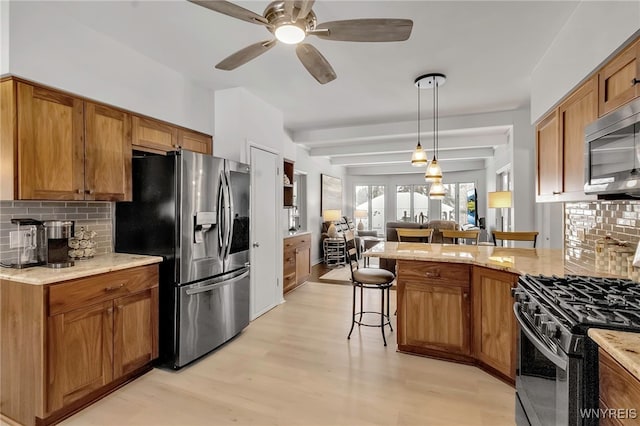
(131, 115, 177, 153)
(295, 245, 311, 285)
(400, 280, 470, 355)
(17, 82, 84, 200)
(177, 128, 212, 155)
(599, 39, 640, 116)
(47, 301, 113, 413)
(283, 248, 297, 294)
(113, 288, 158, 379)
(599, 348, 640, 426)
(536, 110, 561, 199)
(84, 102, 132, 201)
(472, 267, 518, 380)
(560, 78, 598, 198)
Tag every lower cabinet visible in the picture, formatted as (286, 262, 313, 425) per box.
(283, 234, 311, 295)
(397, 261, 471, 359)
(472, 266, 519, 381)
(598, 348, 640, 426)
(0, 264, 159, 426)
(397, 261, 518, 385)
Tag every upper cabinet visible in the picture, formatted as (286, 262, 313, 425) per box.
(0, 76, 213, 201)
(2, 80, 132, 201)
(536, 78, 598, 203)
(131, 116, 212, 155)
(599, 38, 640, 116)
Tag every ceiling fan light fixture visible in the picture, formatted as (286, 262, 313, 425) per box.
(275, 24, 306, 44)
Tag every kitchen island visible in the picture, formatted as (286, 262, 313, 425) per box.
(363, 242, 606, 385)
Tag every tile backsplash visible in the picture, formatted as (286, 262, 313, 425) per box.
(565, 201, 640, 272)
(0, 201, 113, 264)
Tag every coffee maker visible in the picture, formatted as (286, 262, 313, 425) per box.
(6, 218, 46, 268)
(43, 220, 75, 268)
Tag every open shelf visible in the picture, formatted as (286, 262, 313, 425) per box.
(283, 159, 294, 208)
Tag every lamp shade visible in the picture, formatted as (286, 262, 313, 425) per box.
(429, 181, 446, 200)
(488, 191, 512, 208)
(323, 209, 342, 222)
(354, 209, 368, 219)
(424, 157, 443, 183)
(411, 143, 428, 166)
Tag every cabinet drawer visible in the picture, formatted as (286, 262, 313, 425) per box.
(397, 260, 470, 287)
(49, 265, 158, 316)
(599, 348, 640, 425)
(284, 234, 311, 249)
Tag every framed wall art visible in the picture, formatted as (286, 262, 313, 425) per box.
(320, 174, 342, 215)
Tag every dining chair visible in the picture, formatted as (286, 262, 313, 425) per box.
(343, 230, 395, 346)
(441, 229, 480, 245)
(395, 228, 434, 243)
(492, 231, 539, 248)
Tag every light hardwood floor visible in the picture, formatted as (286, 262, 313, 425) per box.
(60, 281, 515, 426)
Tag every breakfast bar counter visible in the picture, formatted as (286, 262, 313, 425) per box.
(364, 242, 608, 277)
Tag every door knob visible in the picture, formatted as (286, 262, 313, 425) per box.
(252, 242, 260, 248)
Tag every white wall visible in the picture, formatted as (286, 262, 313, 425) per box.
(8, 1, 214, 133)
(531, 1, 640, 122)
(1, 1, 9, 74)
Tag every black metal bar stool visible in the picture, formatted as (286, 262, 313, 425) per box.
(343, 230, 395, 346)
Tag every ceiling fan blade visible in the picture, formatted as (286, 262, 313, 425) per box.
(188, 0, 269, 26)
(215, 40, 276, 71)
(314, 19, 413, 42)
(283, 0, 315, 22)
(295, 43, 336, 85)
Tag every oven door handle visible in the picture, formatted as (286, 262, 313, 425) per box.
(513, 303, 568, 370)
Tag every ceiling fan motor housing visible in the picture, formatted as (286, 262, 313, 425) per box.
(264, 1, 317, 34)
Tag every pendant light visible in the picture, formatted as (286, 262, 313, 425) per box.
(410, 79, 428, 166)
(419, 73, 446, 184)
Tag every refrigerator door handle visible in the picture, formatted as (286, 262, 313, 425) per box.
(224, 170, 234, 260)
(217, 175, 226, 257)
(185, 270, 250, 295)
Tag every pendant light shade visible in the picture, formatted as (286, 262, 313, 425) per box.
(429, 180, 446, 200)
(411, 78, 428, 167)
(416, 73, 446, 184)
(411, 143, 428, 166)
(424, 157, 442, 183)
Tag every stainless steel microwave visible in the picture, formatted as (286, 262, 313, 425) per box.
(584, 97, 640, 198)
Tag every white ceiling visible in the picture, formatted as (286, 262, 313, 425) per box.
(57, 0, 580, 171)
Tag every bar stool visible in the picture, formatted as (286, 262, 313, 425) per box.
(441, 229, 480, 245)
(396, 228, 434, 242)
(493, 231, 539, 247)
(343, 230, 395, 346)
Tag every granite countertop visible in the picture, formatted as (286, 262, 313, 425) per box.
(283, 230, 311, 239)
(0, 252, 163, 285)
(589, 329, 640, 381)
(364, 242, 613, 277)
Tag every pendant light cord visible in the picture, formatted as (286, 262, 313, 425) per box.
(435, 79, 439, 158)
(432, 78, 436, 158)
(417, 82, 421, 147)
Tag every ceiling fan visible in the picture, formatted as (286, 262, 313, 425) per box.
(189, 0, 413, 84)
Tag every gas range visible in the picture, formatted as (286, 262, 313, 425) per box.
(513, 274, 640, 355)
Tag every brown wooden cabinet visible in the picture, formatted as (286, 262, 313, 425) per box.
(283, 233, 311, 295)
(472, 266, 519, 382)
(131, 116, 212, 155)
(0, 264, 159, 426)
(1, 78, 132, 201)
(536, 77, 598, 203)
(599, 38, 640, 117)
(598, 348, 640, 425)
(397, 261, 471, 360)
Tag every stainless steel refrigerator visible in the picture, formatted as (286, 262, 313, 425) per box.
(115, 151, 250, 369)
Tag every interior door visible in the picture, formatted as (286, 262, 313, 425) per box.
(250, 146, 280, 319)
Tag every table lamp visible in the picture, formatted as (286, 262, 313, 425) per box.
(323, 209, 342, 237)
(354, 210, 367, 231)
(488, 191, 512, 232)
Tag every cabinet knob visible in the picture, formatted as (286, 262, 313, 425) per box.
(107, 307, 113, 314)
(85, 189, 94, 195)
(104, 283, 125, 292)
(252, 242, 260, 248)
(552, 191, 561, 195)
(425, 271, 440, 278)
(76, 189, 83, 194)
(463, 293, 468, 299)
(632, 78, 640, 86)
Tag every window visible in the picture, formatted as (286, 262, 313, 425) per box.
(354, 185, 385, 233)
(442, 182, 476, 224)
(396, 185, 429, 223)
